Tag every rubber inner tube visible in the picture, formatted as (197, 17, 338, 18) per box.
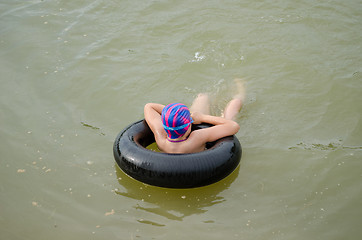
(113, 119, 242, 188)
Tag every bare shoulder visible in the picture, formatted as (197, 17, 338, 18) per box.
(183, 130, 209, 152)
(155, 132, 206, 154)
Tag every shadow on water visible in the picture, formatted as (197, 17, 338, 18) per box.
(114, 164, 239, 222)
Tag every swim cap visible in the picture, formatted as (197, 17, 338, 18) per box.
(161, 103, 193, 139)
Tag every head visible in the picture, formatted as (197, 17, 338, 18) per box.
(161, 103, 193, 139)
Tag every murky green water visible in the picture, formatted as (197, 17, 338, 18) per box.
(1, 0, 361, 239)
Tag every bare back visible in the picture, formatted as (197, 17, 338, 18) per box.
(155, 129, 207, 154)
(152, 122, 239, 154)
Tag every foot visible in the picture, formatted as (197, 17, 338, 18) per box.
(233, 78, 246, 103)
(222, 79, 246, 120)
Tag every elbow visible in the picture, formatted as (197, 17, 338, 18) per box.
(144, 103, 152, 110)
(231, 121, 240, 134)
(144, 103, 153, 117)
(144, 103, 164, 115)
(144, 103, 149, 114)
(144, 103, 154, 113)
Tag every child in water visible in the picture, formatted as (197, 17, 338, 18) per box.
(144, 79, 246, 153)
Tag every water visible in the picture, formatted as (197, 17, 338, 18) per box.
(1, 0, 361, 239)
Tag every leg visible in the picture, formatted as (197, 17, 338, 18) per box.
(223, 79, 246, 120)
(190, 93, 210, 115)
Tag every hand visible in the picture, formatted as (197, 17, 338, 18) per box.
(191, 112, 203, 124)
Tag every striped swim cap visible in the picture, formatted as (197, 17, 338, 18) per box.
(161, 103, 193, 139)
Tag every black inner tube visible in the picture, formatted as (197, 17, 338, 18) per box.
(113, 120, 242, 188)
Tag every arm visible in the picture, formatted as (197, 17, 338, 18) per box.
(144, 103, 166, 140)
(191, 112, 240, 143)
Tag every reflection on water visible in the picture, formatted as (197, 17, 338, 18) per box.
(114, 164, 239, 223)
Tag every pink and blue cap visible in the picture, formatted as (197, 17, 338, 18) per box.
(161, 103, 193, 139)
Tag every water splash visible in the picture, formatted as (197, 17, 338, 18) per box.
(189, 52, 206, 62)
